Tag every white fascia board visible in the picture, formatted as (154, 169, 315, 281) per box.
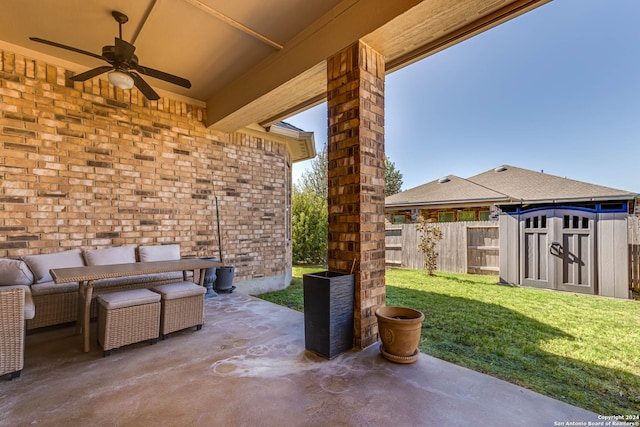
(241, 123, 316, 163)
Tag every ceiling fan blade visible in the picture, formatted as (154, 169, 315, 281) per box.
(29, 37, 105, 61)
(69, 66, 114, 82)
(134, 65, 191, 89)
(114, 38, 136, 62)
(130, 72, 160, 100)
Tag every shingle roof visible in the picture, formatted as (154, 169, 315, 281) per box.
(272, 121, 304, 132)
(469, 165, 636, 202)
(386, 165, 637, 207)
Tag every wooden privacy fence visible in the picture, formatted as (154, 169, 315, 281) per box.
(385, 221, 499, 275)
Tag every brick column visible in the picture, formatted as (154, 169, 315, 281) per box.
(327, 41, 386, 349)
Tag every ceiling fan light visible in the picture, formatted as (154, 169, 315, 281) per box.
(108, 70, 134, 89)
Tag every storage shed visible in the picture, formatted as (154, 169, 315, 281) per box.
(482, 166, 637, 299)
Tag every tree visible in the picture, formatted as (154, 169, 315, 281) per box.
(416, 215, 443, 275)
(291, 186, 328, 264)
(385, 156, 403, 196)
(293, 144, 328, 264)
(299, 143, 403, 198)
(292, 144, 404, 264)
(298, 143, 328, 199)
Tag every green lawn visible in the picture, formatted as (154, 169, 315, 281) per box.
(258, 266, 640, 415)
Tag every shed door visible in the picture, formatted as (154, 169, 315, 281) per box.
(552, 210, 596, 294)
(521, 211, 551, 289)
(520, 209, 596, 294)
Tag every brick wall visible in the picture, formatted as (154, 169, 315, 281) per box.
(0, 49, 291, 284)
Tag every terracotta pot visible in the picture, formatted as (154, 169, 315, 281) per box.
(375, 306, 424, 363)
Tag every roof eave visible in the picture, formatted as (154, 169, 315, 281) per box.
(268, 125, 316, 163)
(240, 123, 316, 163)
(386, 196, 511, 209)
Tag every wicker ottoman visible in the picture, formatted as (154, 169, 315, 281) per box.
(97, 289, 161, 357)
(151, 281, 206, 339)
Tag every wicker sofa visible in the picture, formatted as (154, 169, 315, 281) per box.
(0, 244, 192, 331)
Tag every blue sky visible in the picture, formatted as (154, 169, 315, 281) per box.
(286, 0, 640, 194)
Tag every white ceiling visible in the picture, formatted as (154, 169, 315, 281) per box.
(0, 0, 551, 131)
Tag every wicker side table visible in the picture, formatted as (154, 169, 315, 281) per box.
(151, 281, 206, 339)
(97, 289, 161, 357)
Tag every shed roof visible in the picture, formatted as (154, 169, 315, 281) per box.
(386, 165, 638, 208)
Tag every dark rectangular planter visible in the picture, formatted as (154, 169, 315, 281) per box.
(303, 271, 354, 359)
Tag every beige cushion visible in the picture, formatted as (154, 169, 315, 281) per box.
(152, 281, 206, 300)
(84, 246, 136, 266)
(138, 244, 181, 262)
(97, 289, 160, 310)
(22, 249, 85, 284)
(1, 285, 36, 320)
(0, 258, 34, 286)
(30, 281, 78, 296)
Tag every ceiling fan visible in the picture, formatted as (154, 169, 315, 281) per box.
(30, 11, 191, 101)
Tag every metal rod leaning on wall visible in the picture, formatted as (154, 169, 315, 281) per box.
(215, 195, 224, 264)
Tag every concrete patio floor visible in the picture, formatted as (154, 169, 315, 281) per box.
(2, 293, 600, 427)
